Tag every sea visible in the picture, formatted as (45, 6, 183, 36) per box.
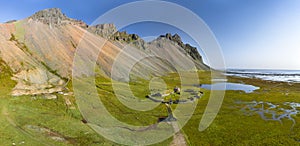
(225, 69, 300, 83)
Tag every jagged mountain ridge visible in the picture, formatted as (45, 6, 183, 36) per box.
(0, 8, 209, 96)
(29, 8, 88, 28)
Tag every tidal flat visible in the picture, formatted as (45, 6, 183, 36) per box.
(1, 69, 300, 145)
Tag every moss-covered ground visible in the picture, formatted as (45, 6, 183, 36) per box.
(1, 66, 300, 145)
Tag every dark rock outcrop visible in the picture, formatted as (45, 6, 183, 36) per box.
(112, 31, 140, 42)
(88, 24, 117, 39)
(111, 31, 147, 50)
(5, 20, 17, 23)
(29, 8, 87, 28)
(160, 33, 203, 62)
(89, 26, 147, 50)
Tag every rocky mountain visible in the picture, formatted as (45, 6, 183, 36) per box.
(159, 33, 204, 62)
(0, 8, 209, 96)
(29, 8, 88, 28)
(87, 23, 116, 38)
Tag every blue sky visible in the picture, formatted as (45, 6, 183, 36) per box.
(1, 0, 300, 70)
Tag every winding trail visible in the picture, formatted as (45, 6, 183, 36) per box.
(170, 122, 187, 146)
(165, 104, 188, 146)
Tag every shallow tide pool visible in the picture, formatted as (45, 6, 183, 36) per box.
(198, 82, 259, 93)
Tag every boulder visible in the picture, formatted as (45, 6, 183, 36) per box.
(43, 94, 57, 99)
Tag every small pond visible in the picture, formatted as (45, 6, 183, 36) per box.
(198, 82, 259, 93)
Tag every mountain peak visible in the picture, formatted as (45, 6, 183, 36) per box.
(29, 8, 66, 22)
(159, 33, 203, 61)
(160, 33, 184, 47)
(28, 8, 87, 28)
(88, 24, 117, 38)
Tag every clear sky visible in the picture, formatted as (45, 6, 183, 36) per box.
(1, 0, 300, 70)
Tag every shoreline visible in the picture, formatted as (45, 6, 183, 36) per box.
(225, 70, 300, 83)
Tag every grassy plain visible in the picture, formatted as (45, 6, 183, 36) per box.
(1, 62, 300, 145)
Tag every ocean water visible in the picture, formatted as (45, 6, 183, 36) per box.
(226, 69, 300, 83)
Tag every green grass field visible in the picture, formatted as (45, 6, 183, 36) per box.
(1, 60, 300, 145)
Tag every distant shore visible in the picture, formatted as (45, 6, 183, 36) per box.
(225, 69, 300, 83)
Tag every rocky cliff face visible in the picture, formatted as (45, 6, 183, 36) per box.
(159, 33, 204, 62)
(0, 8, 209, 96)
(111, 31, 147, 50)
(88, 25, 147, 50)
(88, 23, 117, 38)
(29, 8, 87, 28)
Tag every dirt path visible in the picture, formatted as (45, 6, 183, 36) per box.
(169, 121, 187, 146)
(164, 104, 188, 146)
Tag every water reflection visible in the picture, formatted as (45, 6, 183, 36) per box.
(236, 100, 300, 130)
(199, 82, 259, 93)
